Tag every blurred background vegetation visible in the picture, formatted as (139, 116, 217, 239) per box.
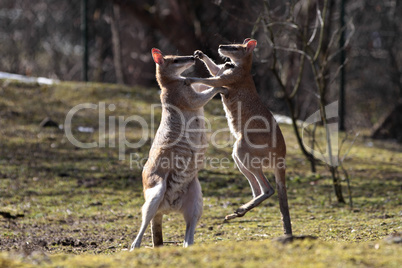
(0, 1, 401, 261)
(0, 0, 401, 134)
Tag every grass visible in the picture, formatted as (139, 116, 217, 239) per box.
(0, 79, 401, 267)
(2, 240, 401, 268)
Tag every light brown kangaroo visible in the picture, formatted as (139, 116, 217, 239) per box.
(130, 49, 228, 250)
(187, 39, 292, 235)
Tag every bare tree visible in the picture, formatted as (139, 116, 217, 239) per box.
(371, 0, 402, 142)
(253, 0, 354, 203)
(108, 3, 124, 84)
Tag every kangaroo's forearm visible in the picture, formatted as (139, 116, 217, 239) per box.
(189, 77, 228, 88)
(201, 55, 220, 76)
(187, 87, 220, 109)
(192, 84, 211, 93)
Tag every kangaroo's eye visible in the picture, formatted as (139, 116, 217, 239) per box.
(173, 59, 178, 63)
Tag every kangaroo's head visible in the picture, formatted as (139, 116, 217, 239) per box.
(152, 48, 195, 77)
(218, 38, 257, 66)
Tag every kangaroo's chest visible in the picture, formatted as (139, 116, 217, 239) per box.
(150, 108, 207, 174)
(222, 96, 242, 138)
(183, 112, 206, 150)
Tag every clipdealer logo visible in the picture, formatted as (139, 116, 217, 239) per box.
(301, 101, 339, 167)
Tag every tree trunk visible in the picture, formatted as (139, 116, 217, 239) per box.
(330, 166, 345, 203)
(110, 3, 124, 84)
(371, 101, 402, 143)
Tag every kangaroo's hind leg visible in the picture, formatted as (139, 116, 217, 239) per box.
(130, 177, 166, 250)
(225, 166, 275, 220)
(233, 153, 261, 198)
(225, 141, 275, 220)
(181, 177, 203, 247)
(275, 167, 292, 235)
(151, 212, 164, 247)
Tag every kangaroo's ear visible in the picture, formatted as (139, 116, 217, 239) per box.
(246, 39, 257, 53)
(151, 48, 164, 65)
(243, 38, 251, 44)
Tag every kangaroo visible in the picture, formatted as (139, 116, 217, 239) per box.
(187, 39, 292, 235)
(130, 49, 228, 250)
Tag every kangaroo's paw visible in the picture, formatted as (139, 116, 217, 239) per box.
(224, 204, 253, 221)
(218, 87, 229, 96)
(224, 212, 243, 221)
(224, 192, 274, 221)
(224, 212, 238, 221)
(194, 50, 204, 59)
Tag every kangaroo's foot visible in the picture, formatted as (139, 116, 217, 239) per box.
(224, 190, 274, 221)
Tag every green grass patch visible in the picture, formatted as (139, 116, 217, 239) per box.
(0, 79, 401, 267)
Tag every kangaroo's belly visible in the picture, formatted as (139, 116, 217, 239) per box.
(222, 96, 241, 139)
(222, 93, 278, 143)
(146, 109, 207, 212)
